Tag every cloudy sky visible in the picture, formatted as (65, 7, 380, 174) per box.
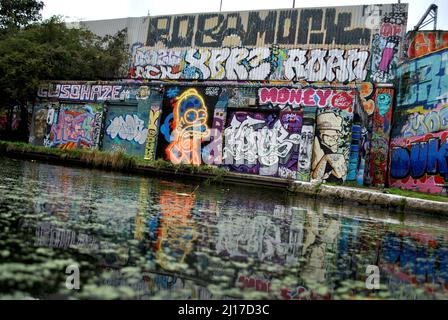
(41, 0, 446, 31)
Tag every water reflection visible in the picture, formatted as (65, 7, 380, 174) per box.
(1, 157, 448, 300)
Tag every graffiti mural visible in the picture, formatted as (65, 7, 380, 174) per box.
(144, 105, 162, 161)
(131, 45, 370, 82)
(310, 91, 356, 183)
(406, 31, 448, 60)
(29, 106, 49, 146)
(390, 48, 448, 194)
(156, 86, 225, 165)
(45, 104, 103, 150)
(146, 5, 405, 49)
(223, 110, 301, 177)
(297, 109, 316, 182)
(390, 132, 448, 194)
(37, 83, 123, 102)
(102, 106, 149, 155)
(368, 87, 394, 186)
(369, 3, 407, 83)
(396, 49, 448, 111)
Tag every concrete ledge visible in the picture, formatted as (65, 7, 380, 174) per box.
(290, 181, 448, 216)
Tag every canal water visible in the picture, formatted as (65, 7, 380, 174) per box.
(0, 157, 447, 300)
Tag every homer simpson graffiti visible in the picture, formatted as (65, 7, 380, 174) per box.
(166, 89, 211, 165)
(311, 113, 347, 183)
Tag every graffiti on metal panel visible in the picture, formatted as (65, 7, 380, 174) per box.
(29, 107, 48, 145)
(156, 87, 222, 166)
(370, 88, 394, 186)
(390, 132, 448, 194)
(370, 3, 407, 83)
(396, 49, 448, 110)
(223, 111, 301, 177)
(130, 45, 370, 82)
(398, 104, 448, 138)
(407, 31, 448, 59)
(37, 84, 123, 102)
(145, 6, 407, 48)
(144, 105, 162, 161)
(48, 105, 103, 150)
(106, 114, 148, 144)
(201, 106, 226, 165)
(310, 92, 355, 183)
(296, 115, 315, 182)
(258, 87, 335, 109)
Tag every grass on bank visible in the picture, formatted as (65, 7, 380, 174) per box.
(0, 140, 228, 179)
(1, 140, 447, 203)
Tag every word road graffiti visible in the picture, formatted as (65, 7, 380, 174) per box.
(131, 45, 370, 82)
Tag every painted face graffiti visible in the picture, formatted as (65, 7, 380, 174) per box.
(298, 125, 314, 174)
(377, 93, 392, 116)
(311, 112, 347, 183)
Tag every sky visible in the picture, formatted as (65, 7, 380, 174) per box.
(41, 0, 446, 31)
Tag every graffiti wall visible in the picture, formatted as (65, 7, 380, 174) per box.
(130, 4, 408, 83)
(102, 89, 163, 158)
(390, 48, 448, 194)
(406, 31, 448, 60)
(31, 82, 368, 184)
(369, 87, 394, 186)
(310, 90, 356, 183)
(42, 104, 104, 150)
(369, 3, 407, 83)
(155, 86, 228, 165)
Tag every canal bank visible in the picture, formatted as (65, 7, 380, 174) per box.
(1, 140, 447, 216)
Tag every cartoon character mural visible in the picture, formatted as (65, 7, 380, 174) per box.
(156, 86, 225, 165)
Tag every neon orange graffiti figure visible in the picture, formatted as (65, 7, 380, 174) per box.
(166, 89, 210, 165)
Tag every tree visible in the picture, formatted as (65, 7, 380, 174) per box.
(0, 0, 44, 32)
(0, 16, 129, 141)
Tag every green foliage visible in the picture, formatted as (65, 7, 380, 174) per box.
(0, 16, 129, 107)
(0, 0, 43, 32)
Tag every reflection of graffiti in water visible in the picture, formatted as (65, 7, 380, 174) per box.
(382, 231, 448, 297)
(216, 205, 304, 263)
(155, 190, 198, 269)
